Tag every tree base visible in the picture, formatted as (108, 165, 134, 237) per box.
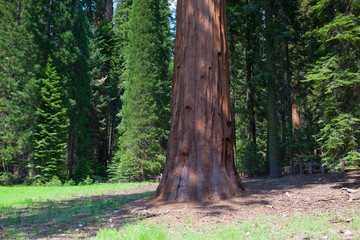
(155, 164, 244, 202)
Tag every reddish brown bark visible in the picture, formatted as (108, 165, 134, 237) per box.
(292, 103, 301, 131)
(155, 0, 244, 202)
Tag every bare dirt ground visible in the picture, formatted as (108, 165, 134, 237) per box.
(128, 171, 360, 226)
(37, 171, 360, 239)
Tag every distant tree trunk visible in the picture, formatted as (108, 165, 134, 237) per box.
(103, 0, 113, 22)
(99, 0, 112, 168)
(284, 42, 294, 173)
(98, 0, 112, 168)
(93, 0, 113, 169)
(245, 0, 257, 175)
(265, 0, 282, 178)
(155, 0, 244, 202)
(16, 0, 21, 26)
(292, 103, 301, 130)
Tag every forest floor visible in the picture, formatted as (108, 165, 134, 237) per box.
(1, 171, 360, 239)
(132, 170, 360, 226)
(124, 171, 360, 239)
(75, 171, 359, 239)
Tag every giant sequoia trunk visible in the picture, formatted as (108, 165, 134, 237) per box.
(155, 0, 244, 202)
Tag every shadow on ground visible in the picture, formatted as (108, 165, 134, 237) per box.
(3, 172, 358, 239)
(243, 170, 360, 193)
(129, 171, 360, 220)
(0, 191, 157, 239)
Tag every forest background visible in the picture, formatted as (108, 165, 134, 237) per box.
(0, 0, 359, 185)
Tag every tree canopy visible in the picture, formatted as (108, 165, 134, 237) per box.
(1, 0, 359, 187)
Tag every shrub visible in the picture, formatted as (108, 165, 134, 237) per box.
(45, 176, 63, 186)
(108, 149, 140, 182)
(0, 172, 17, 186)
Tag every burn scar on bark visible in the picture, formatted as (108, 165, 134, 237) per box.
(180, 131, 191, 155)
(185, 105, 191, 116)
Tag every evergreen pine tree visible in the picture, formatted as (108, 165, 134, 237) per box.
(89, 20, 121, 177)
(0, 0, 37, 184)
(70, 5, 95, 182)
(110, 0, 172, 181)
(304, 0, 360, 170)
(23, 0, 97, 182)
(227, 0, 266, 175)
(113, 0, 133, 90)
(32, 58, 67, 182)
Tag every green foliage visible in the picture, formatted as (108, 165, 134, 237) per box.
(70, 6, 96, 182)
(113, 0, 133, 90)
(63, 179, 76, 186)
(21, 0, 97, 182)
(79, 175, 94, 185)
(318, 114, 360, 169)
(31, 58, 67, 182)
(109, 149, 140, 182)
(240, 143, 266, 176)
(291, 122, 320, 164)
(303, 0, 360, 169)
(45, 176, 63, 186)
(111, 0, 172, 181)
(2, 0, 360, 182)
(0, 0, 37, 181)
(89, 20, 122, 178)
(227, 0, 269, 175)
(0, 172, 19, 186)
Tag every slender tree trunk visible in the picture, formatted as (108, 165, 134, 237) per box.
(44, 0, 52, 62)
(103, 0, 113, 22)
(16, 0, 21, 26)
(245, 0, 257, 175)
(66, 122, 75, 171)
(284, 42, 294, 173)
(92, 0, 113, 169)
(265, 0, 282, 178)
(155, 0, 244, 202)
(245, 0, 256, 146)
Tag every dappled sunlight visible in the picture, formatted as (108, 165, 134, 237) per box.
(0, 185, 157, 239)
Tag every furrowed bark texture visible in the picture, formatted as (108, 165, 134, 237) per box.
(155, 0, 244, 202)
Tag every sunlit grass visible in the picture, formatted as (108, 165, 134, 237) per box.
(2, 183, 359, 240)
(95, 208, 360, 240)
(0, 182, 156, 239)
(0, 181, 155, 208)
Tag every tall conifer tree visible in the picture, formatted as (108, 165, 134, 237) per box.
(110, 0, 172, 181)
(0, 0, 37, 183)
(23, 0, 96, 182)
(32, 59, 67, 181)
(304, 0, 360, 170)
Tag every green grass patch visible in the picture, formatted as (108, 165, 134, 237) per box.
(96, 223, 168, 240)
(95, 208, 360, 240)
(0, 181, 154, 208)
(0, 182, 156, 239)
